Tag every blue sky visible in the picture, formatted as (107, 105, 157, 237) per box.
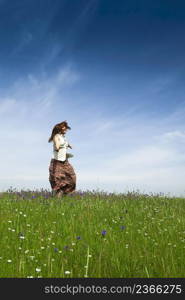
(1, 0, 185, 195)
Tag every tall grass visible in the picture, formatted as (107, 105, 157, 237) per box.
(0, 188, 184, 278)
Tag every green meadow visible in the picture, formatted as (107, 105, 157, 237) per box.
(0, 189, 184, 278)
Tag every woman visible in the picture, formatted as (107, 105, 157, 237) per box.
(48, 120, 76, 198)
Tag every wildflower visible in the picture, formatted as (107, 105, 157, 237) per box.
(101, 230, 107, 237)
(36, 268, 41, 272)
(76, 236, 81, 240)
(54, 248, 59, 252)
(120, 226, 126, 230)
(7, 259, 12, 263)
(65, 271, 70, 274)
(19, 232, 25, 239)
(64, 245, 69, 250)
(25, 250, 29, 254)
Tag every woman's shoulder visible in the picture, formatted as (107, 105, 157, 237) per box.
(53, 133, 62, 140)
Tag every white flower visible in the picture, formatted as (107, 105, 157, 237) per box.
(36, 268, 41, 272)
(7, 260, 12, 263)
(8, 220, 12, 223)
(65, 271, 70, 274)
(25, 250, 29, 254)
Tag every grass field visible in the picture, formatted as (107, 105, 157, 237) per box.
(0, 188, 184, 278)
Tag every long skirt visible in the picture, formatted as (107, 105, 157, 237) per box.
(49, 158, 76, 194)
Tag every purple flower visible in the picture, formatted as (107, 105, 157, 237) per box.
(76, 236, 81, 240)
(63, 245, 69, 250)
(120, 226, 126, 230)
(101, 230, 107, 237)
(54, 248, 59, 252)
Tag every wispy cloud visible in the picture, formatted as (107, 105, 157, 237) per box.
(0, 65, 81, 191)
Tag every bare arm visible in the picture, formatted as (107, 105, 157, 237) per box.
(53, 135, 61, 151)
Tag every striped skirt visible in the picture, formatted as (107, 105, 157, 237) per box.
(49, 158, 76, 194)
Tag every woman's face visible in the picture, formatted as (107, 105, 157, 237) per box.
(61, 126, 67, 134)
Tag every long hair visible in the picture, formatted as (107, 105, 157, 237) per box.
(48, 121, 71, 143)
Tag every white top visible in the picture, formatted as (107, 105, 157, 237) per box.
(53, 133, 69, 161)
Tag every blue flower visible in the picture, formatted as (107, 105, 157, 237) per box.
(76, 236, 81, 240)
(120, 226, 126, 230)
(54, 248, 59, 252)
(101, 230, 107, 236)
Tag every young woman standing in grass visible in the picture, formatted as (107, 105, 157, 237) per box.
(48, 120, 76, 198)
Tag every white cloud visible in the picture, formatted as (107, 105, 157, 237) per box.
(161, 130, 185, 142)
(1, 67, 185, 196)
(0, 98, 17, 114)
(0, 66, 81, 191)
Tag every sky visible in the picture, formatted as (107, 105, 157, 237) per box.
(1, 0, 185, 196)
